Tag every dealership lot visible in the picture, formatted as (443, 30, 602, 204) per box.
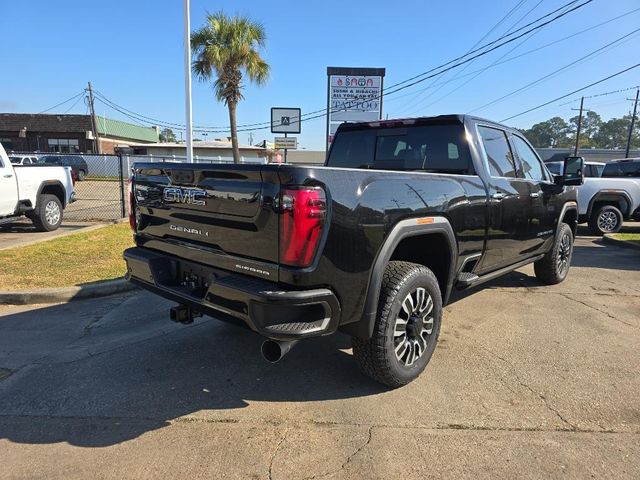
(0, 233, 639, 479)
(65, 179, 128, 222)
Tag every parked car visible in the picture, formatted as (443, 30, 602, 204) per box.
(546, 160, 604, 178)
(123, 115, 583, 387)
(602, 157, 640, 178)
(38, 155, 89, 181)
(9, 155, 38, 166)
(545, 159, 640, 234)
(0, 143, 75, 231)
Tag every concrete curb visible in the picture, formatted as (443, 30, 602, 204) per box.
(602, 234, 640, 251)
(0, 278, 138, 305)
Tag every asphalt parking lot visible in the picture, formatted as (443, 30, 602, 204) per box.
(0, 232, 638, 479)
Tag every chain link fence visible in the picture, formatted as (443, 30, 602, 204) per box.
(120, 154, 267, 165)
(10, 153, 266, 223)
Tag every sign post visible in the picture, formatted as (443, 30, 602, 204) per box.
(326, 67, 385, 153)
(271, 107, 301, 164)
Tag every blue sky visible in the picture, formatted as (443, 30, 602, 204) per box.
(1, 0, 639, 150)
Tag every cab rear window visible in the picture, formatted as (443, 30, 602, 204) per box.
(327, 123, 474, 174)
(603, 160, 640, 177)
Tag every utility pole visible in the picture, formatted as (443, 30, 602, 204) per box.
(87, 81, 101, 154)
(571, 96, 584, 156)
(183, 0, 194, 163)
(625, 88, 639, 158)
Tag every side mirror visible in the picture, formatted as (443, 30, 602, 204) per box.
(558, 156, 584, 186)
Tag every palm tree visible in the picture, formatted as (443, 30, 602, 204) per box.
(191, 11, 270, 164)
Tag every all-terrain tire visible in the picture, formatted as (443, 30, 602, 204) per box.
(534, 223, 573, 285)
(352, 261, 442, 388)
(588, 205, 623, 236)
(31, 194, 63, 232)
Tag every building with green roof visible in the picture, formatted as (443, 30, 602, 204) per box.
(0, 113, 159, 154)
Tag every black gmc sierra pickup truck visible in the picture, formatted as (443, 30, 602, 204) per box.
(124, 115, 583, 387)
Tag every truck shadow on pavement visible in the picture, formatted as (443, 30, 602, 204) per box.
(446, 235, 639, 306)
(0, 234, 637, 448)
(0, 294, 384, 448)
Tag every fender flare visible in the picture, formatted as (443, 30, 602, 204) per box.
(356, 216, 458, 339)
(586, 190, 632, 218)
(37, 180, 67, 209)
(557, 201, 578, 237)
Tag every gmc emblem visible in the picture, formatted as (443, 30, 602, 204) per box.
(163, 187, 206, 206)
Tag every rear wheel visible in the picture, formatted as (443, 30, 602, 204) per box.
(534, 223, 573, 285)
(351, 261, 442, 388)
(588, 205, 623, 236)
(77, 169, 86, 181)
(31, 194, 63, 232)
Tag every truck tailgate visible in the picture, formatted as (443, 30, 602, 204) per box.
(132, 164, 280, 276)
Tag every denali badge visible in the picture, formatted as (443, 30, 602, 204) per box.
(163, 187, 206, 206)
(170, 224, 209, 237)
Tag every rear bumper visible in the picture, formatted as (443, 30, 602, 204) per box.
(123, 247, 341, 340)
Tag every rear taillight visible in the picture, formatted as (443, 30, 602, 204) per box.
(279, 187, 327, 268)
(128, 177, 136, 231)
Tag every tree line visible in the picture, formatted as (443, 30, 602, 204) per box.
(520, 110, 639, 150)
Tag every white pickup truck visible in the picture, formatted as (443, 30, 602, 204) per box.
(0, 143, 75, 232)
(546, 160, 640, 235)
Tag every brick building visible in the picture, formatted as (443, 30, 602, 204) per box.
(0, 113, 159, 154)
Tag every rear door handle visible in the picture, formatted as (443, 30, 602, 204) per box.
(491, 192, 507, 200)
(2, 174, 13, 178)
(530, 192, 541, 198)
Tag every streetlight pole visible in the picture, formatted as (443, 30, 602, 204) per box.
(183, 0, 194, 163)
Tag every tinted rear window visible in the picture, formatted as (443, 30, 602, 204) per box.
(603, 160, 640, 177)
(327, 123, 473, 174)
(603, 163, 621, 177)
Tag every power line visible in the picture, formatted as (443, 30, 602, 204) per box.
(93, 91, 187, 129)
(96, 0, 592, 133)
(558, 84, 640, 106)
(91, 0, 593, 134)
(405, 0, 548, 115)
(37, 91, 85, 114)
(93, 96, 151, 127)
(394, 0, 530, 115)
(400, 0, 547, 116)
(469, 26, 640, 113)
(315, 0, 592, 127)
(390, 0, 586, 90)
(387, 6, 640, 108)
(63, 93, 86, 114)
(245, 0, 593, 132)
(501, 63, 640, 122)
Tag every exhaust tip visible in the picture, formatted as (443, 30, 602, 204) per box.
(261, 339, 299, 363)
(261, 340, 284, 363)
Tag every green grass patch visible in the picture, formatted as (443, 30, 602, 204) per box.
(0, 223, 134, 290)
(611, 233, 640, 247)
